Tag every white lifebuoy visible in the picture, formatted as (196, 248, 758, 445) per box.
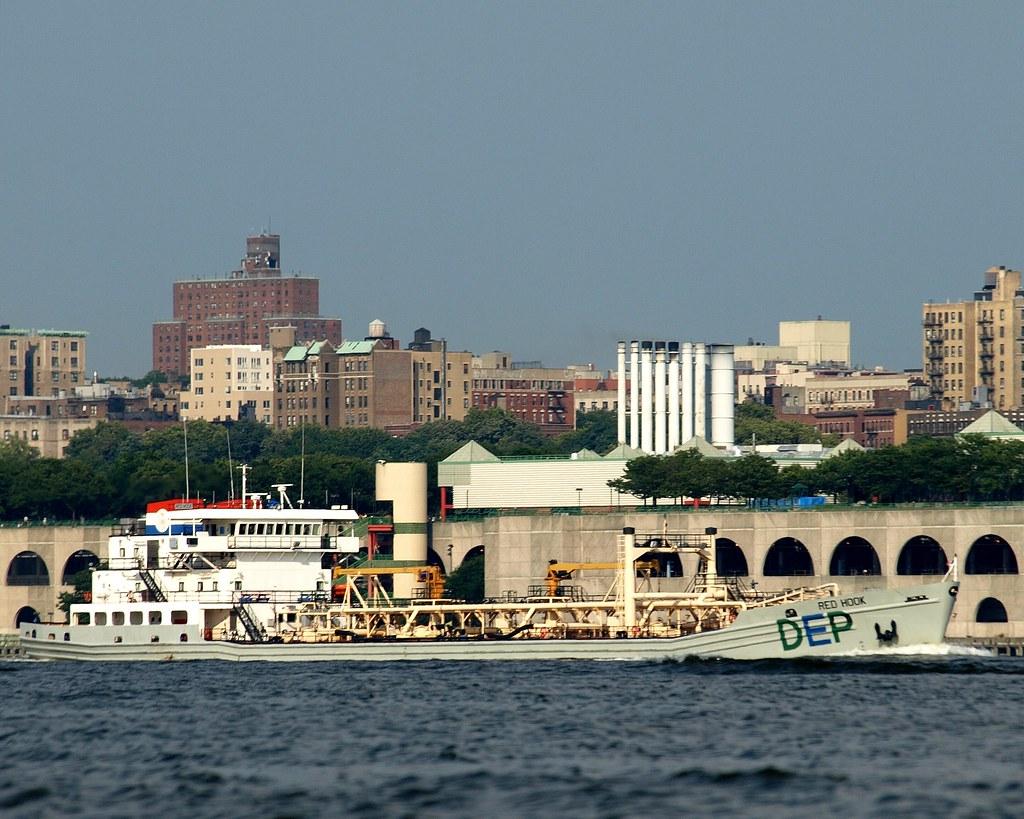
(153, 508, 170, 534)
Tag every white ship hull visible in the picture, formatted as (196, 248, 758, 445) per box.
(20, 579, 958, 662)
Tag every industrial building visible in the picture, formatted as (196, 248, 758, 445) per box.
(615, 340, 735, 454)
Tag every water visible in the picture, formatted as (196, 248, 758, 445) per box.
(2, 650, 1023, 818)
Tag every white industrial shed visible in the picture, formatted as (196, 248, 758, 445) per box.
(438, 441, 646, 510)
(437, 438, 859, 511)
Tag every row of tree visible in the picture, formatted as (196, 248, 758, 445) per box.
(0, 409, 619, 521)
(609, 435, 1024, 505)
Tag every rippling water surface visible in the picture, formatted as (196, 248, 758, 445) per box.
(3, 650, 1024, 817)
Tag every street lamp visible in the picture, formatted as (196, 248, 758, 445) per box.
(576, 487, 583, 509)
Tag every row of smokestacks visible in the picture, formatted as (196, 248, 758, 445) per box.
(616, 341, 735, 454)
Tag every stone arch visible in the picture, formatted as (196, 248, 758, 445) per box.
(636, 550, 683, 578)
(830, 536, 881, 576)
(62, 550, 100, 584)
(966, 535, 1019, 574)
(896, 536, 948, 575)
(14, 606, 40, 627)
(715, 538, 748, 577)
(7, 551, 50, 586)
(977, 597, 1009, 623)
(460, 545, 484, 568)
(426, 548, 446, 574)
(763, 538, 814, 576)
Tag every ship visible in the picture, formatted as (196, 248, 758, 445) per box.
(19, 471, 960, 661)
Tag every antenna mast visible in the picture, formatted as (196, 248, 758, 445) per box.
(183, 420, 190, 499)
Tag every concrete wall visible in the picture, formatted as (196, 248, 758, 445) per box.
(0, 525, 112, 633)
(432, 506, 1024, 640)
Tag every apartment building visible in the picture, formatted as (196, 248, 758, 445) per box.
(923, 266, 1024, 410)
(179, 344, 273, 423)
(153, 234, 341, 376)
(0, 327, 87, 409)
(471, 353, 575, 435)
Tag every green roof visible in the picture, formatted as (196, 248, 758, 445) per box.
(283, 345, 310, 362)
(337, 341, 376, 355)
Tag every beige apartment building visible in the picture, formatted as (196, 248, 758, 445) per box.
(179, 344, 273, 423)
(923, 266, 1023, 410)
(0, 328, 87, 409)
(269, 327, 473, 433)
(735, 320, 851, 370)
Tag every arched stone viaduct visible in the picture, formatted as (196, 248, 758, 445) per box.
(432, 505, 1024, 641)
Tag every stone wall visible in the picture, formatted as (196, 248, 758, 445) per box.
(431, 506, 1024, 640)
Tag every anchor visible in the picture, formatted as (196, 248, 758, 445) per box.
(874, 619, 898, 645)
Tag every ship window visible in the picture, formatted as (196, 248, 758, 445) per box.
(197, 581, 204, 592)
(75, 612, 90, 625)
(63, 633, 70, 641)
(130, 611, 143, 625)
(303, 524, 312, 535)
(179, 633, 188, 642)
(256, 524, 265, 535)
(151, 636, 160, 642)
(114, 636, 122, 643)
(234, 580, 242, 591)
(171, 610, 188, 625)
(285, 524, 294, 535)
(312, 524, 321, 535)
(112, 611, 125, 625)
(275, 523, 284, 535)
(149, 611, 162, 625)
(95, 612, 107, 626)
(212, 581, 218, 591)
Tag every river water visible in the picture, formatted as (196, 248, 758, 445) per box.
(2, 648, 1022, 818)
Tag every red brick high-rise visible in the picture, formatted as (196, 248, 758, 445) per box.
(152, 234, 342, 377)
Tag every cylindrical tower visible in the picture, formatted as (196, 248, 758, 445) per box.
(709, 344, 735, 447)
(375, 462, 427, 598)
(693, 343, 707, 440)
(681, 342, 694, 443)
(617, 342, 627, 444)
(654, 344, 667, 454)
(667, 343, 680, 451)
(640, 342, 654, 453)
(629, 341, 640, 450)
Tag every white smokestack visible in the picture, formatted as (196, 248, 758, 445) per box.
(693, 343, 707, 440)
(668, 344, 680, 451)
(641, 342, 654, 453)
(654, 344, 667, 454)
(709, 344, 735, 447)
(617, 342, 627, 444)
(681, 342, 694, 443)
(629, 341, 640, 450)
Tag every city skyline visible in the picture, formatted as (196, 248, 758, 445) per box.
(4, 4, 1024, 376)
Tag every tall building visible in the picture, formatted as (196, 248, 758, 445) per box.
(270, 323, 473, 433)
(923, 266, 1023, 410)
(0, 327, 87, 409)
(179, 344, 273, 423)
(152, 234, 341, 377)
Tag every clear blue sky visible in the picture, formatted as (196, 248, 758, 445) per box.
(3, 2, 1024, 376)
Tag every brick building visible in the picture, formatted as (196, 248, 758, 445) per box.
(471, 353, 575, 436)
(152, 234, 341, 377)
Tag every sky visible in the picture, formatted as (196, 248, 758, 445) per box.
(3, 2, 1024, 377)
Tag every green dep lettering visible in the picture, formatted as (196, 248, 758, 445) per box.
(777, 611, 854, 651)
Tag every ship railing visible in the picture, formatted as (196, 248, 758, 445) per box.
(232, 590, 332, 606)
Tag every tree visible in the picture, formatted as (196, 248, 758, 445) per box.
(726, 454, 782, 501)
(551, 410, 617, 454)
(445, 553, 484, 602)
(608, 455, 670, 505)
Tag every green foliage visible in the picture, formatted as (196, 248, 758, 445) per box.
(58, 569, 93, 614)
(734, 401, 828, 445)
(551, 410, 617, 454)
(444, 553, 485, 602)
